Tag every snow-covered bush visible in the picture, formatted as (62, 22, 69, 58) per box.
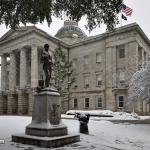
(113, 112, 140, 120)
(128, 60, 150, 104)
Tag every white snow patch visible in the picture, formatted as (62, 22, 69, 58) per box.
(66, 110, 141, 120)
(113, 112, 140, 120)
(140, 116, 150, 120)
(66, 110, 113, 116)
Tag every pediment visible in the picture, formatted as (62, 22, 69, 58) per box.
(0, 25, 68, 49)
(0, 26, 36, 42)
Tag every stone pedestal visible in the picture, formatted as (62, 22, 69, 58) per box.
(7, 93, 18, 114)
(0, 92, 3, 114)
(18, 90, 28, 115)
(12, 88, 80, 148)
(28, 89, 35, 116)
(0, 92, 7, 115)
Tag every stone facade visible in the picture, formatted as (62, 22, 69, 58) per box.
(67, 23, 150, 115)
(0, 22, 150, 115)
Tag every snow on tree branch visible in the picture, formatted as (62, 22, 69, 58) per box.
(128, 60, 150, 103)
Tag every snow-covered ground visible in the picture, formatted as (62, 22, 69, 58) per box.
(0, 116, 150, 150)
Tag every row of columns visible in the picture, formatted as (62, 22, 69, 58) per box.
(1, 45, 39, 91)
(0, 45, 39, 115)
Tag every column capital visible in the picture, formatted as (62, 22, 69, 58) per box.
(31, 42, 39, 48)
(30, 39, 39, 47)
(21, 46, 27, 51)
(9, 49, 19, 55)
(1, 53, 9, 57)
(21, 45, 30, 50)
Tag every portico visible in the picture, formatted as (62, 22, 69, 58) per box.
(0, 26, 62, 115)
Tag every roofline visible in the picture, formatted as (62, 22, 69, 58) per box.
(0, 23, 149, 50)
(69, 23, 150, 48)
(0, 26, 36, 42)
(135, 25, 150, 47)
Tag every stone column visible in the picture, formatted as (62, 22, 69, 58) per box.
(31, 45, 38, 88)
(1, 54, 7, 91)
(7, 52, 17, 114)
(9, 52, 17, 91)
(20, 47, 27, 88)
(18, 47, 28, 115)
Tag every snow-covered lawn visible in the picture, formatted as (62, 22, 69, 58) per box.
(0, 116, 150, 150)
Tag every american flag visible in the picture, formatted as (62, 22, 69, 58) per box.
(120, 3, 133, 16)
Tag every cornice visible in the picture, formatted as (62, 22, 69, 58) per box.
(69, 23, 150, 49)
(0, 23, 149, 51)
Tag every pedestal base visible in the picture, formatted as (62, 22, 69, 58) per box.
(12, 133, 80, 148)
(26, 126, 68, 137)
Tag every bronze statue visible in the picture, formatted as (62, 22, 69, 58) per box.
(41, 44, 52, 87)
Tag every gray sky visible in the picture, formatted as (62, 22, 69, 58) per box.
(0, 0, 150, 39)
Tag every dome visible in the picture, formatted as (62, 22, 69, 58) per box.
(55, 21, 87, 39)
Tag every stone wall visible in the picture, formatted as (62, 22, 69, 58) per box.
(69, 29, 150, 115)
(7, 92, 18, 114)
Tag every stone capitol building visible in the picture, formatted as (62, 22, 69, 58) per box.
(0, 21, 150, 115)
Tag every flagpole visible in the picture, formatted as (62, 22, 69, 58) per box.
(120, 11, 122, 27)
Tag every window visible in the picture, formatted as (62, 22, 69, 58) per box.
(117, 45, 125, 58)
(96, 53, 102, 63)
(73, 98, 78, 109)
(96, 75, 102, 86)
(84, 55, 88, 65)
(144, 51, 147, 61)
(84, 97, 90, 108)
(84, 76, 89, 87)
(118, 96, 124, 108)
(96, 96, 103, 108)
(138, 47, 142, 61)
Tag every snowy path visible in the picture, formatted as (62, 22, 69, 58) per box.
(0, 116, 150, 150)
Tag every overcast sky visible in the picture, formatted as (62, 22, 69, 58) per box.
(0, 0, 150, 39)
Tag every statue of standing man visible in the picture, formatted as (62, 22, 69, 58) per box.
(41, 44, 52, 87)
